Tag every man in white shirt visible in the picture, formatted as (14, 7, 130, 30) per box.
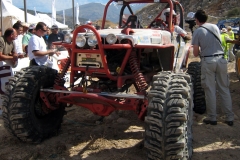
(13, 21, 24, 58)
(28, 22, 60, 67)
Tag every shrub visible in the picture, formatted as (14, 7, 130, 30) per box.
(227, 7, 240, 18)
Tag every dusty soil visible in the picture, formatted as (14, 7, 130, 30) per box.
(1, 54, 240, 160)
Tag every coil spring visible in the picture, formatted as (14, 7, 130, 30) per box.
(129, 52, 148, 92)
(54, 57, 71, 86)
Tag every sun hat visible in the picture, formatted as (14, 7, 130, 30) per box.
(21, 22, 30, 27)
(221, 28, 227, 33)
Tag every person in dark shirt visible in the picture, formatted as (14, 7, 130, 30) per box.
(47, 25, 64, 50)
(43, 26, 51, 47)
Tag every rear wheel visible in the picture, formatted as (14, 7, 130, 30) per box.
(235, 50, 240, 80)
(187, 62, 206, 114)
(2, 66, 65, 143)
(145, 71, 193, 160)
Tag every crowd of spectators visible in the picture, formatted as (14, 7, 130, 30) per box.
(0, 21, 62, 116)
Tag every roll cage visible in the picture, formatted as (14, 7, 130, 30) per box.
(101, 0, 185, 32)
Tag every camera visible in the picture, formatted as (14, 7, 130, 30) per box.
(185, 19, 196, 33)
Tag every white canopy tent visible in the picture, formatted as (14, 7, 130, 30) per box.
(1, 0, 42, 32)
(1, 0, 68, 32)
(37, 13, 68, 29)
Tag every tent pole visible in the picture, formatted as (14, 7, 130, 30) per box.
(0, 0, 2, 32)
(72, 0, 75, 28)
(24, 0, 27, 22)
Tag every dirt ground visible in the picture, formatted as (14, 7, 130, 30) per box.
(1, 54, 240, 160)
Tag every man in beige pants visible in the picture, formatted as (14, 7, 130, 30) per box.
(192, 10, 234, 126)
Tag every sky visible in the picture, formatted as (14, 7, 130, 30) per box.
(12, 0, 108, 13)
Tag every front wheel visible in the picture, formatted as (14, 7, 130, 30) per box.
(2, 66, 65, 143)
(145, 71, 193, 160)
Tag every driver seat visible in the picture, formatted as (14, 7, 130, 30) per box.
(123, 15, 138, 28)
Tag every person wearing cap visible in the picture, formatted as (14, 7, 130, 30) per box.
(221, 28, 239, 60)
(21, 22, 30, 35)
(221, 28, 231, 59)
(192, 9, 234, 126)
(47, 25, 64, 50)
(13, 21, 24, 58)
(22, 24, 36, 55)
(227, 26, 235, 61)
(159, 8, 191, 40)
(28, 22, 60, 67)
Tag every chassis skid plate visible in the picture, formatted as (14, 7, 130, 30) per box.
(41, 89, 145, 116)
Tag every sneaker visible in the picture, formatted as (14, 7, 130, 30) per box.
(224, 121, 233, 126)
(203, 118, 217, 125)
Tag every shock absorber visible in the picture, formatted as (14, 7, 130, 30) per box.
(129, 51, 148, 92)
(54, 57, 71, 86)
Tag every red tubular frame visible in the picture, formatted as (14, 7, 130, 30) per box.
(58, 93, 138, 116)
(49, 0, 177, 119)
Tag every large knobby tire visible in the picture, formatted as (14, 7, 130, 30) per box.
(187, 62, 206, 114)
(2, 66, 65, 143)
(145, 71, 193, 160)
(2, 69, 27, 137)
(235, 50, 240, 80)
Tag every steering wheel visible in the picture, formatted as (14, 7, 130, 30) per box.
(148, 18, 166, 28)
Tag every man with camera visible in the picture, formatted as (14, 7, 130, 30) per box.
(192, 9, 234, 126)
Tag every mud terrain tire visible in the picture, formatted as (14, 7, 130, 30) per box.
(235, 50, 240, 80)
(2, 69, 27, 137)
(145, 71, 193, 160)
(187, 62, 206, 114)
(2, 66, 65, 143)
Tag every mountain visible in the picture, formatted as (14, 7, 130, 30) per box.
(22, 0, 240, 29)
(12, 0, 109, 13)
(56, 2, 146, 24)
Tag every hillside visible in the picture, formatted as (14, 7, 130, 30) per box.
(62, 0, 240, 29)
(23, 0, 240, 29)
(56, 2, 145, 27)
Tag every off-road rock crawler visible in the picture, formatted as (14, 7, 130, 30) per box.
(3, 0, 194, 159)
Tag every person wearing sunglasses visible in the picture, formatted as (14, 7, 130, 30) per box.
(47, 25, 65, 50)
(28, 22, 60, 67)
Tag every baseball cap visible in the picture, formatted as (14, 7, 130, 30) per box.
(187, 12, 195, 19)
(221, 28, 227, 33)
(160, 8, 177, 21)
(227, 26, 232, 30)
(29, 24, 36, 29)
(51, 24, 58, 29)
